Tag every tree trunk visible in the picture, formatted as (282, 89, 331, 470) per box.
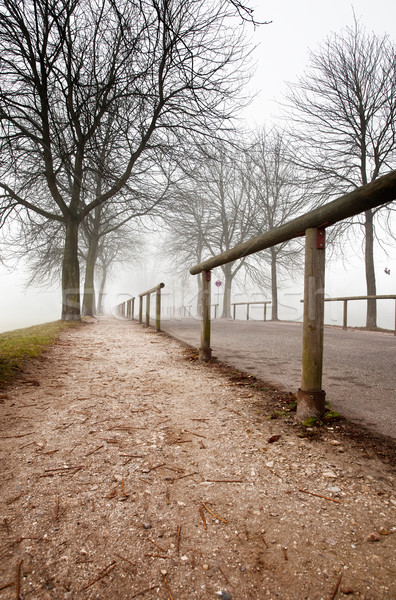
(221, 265, 232, 318)
(97, 264, 107, 314)
(62, 219, 81, 320)
(270, 246, 279, 320)
(82, 235, 99, 317)
(196, 274, 202, 317)
(364, 209, 377, 328)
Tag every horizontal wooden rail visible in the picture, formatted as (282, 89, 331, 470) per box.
(138, 283, 165, 331)
(190, 170, 396, 421)
(231, 300, 271, 321)
(324, 294, 396, 302)
(139, 282, 165, 297)
(325, 295, 396, 334)
(114, 297, 135, 319)
(190, 170, 396, 275)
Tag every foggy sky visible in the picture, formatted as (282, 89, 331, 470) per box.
(1, 0, 395, 333)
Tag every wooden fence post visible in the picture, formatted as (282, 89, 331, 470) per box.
(145, 293, 150, 328)
(199, 270, 212, 361)
(139, 296, 143, 324)
(343, 299, 348, 330)
(297, 228, 326, 420)
(155, 288, 161, 332)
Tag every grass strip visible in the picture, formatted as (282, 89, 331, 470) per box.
(0, 320, 80, 386)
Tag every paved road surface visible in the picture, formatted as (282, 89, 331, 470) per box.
(162, 318, 396, 440)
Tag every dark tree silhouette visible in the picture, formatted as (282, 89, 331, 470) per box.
(0, 0, 257, 319)
(285, 21, 396, 327)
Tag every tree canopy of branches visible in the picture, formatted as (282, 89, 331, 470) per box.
(285, 21, 396, 327)
(0, 0, 256, 320)
(164, 140, 273, 318)
(93, 223, 144, 315)
(248, 129, 306, 319)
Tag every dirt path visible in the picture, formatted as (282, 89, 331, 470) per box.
(161, 319, 396, 440)
(0, 317, 395, 600)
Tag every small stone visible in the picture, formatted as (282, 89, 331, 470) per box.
(216, 592, 233, 600)
(326, 538, 337, 546)
(240, 565, 246, 572)
(322, 470, 337, 478)
(203, 564, 209, 570)
(160, 569, 167, 576)
(366, 532, 381, 543)
(142, 522, 152, 530)
(181, 555, 188, 561)
(329, 440, 341, 446)
(379, 528, 390, 536)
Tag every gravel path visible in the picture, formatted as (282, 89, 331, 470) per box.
(0, 317, 395, 599)
(161, 319, 396, 440)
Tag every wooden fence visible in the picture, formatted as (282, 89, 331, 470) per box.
(115, 298, 135, 319)
(189, 169, 396, 421)
(114, 282, 165, 332)
(231, 300, 271, 321)
(138, 283, 165, 332)
(324, 295, 396, 335)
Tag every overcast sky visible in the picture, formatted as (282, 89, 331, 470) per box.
(245, 0, 396, 125)
(0, 0, 395, 332)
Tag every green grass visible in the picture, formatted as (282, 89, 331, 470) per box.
(0, 321, 80, 387)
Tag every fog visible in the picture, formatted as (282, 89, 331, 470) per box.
(0, 0, 395, 334)
(0, 225, 395, 334)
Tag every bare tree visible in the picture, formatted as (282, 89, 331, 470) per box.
(162, 191, 210, 315)
(248, 129, 306, 319)
(0, 0, 257, 320)
(80, 157, 172, 316)
(94, 226, 144, 315)
(163, 140, 270, 318)
(285, 21, 396, 327)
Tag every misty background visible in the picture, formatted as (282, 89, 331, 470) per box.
(0, 0, 395, 333)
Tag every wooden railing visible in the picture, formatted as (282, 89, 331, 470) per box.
(138, 283, 165, 332)
(189, 169, 396, 421)
(115, 297, 135, 319)
(325, 295, 396, 335)
(231, 300, 271, 321)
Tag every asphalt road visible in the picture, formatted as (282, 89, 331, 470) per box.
(161, 318, 396, 440)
